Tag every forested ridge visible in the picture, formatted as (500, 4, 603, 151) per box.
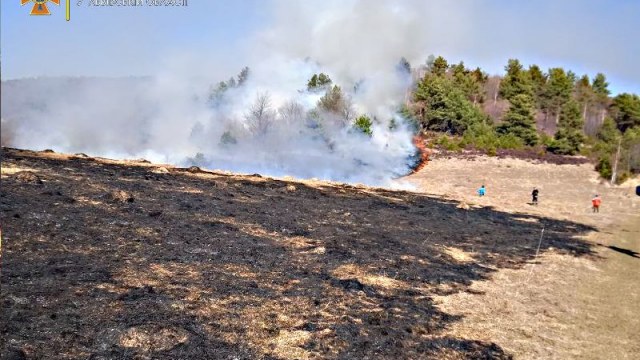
(403, 56, 639, 182)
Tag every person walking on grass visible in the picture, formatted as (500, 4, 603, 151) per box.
(592, 194, 601, 213)
(531, 188, 539, 205)
(477, 185, 486, 197)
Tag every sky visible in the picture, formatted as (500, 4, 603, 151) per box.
(1, 0, 639, 95)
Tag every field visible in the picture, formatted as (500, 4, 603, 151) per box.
(1, 148, 638, 359)
(407, 151, 640, 359)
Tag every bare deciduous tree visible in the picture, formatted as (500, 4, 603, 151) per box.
(246, 92, 275, 136)
(279, 100, 305, 126)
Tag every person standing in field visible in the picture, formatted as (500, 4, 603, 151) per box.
(592, 194, 601, 213)
(531, 188, 539, 205)
(477, 185, 486, 197)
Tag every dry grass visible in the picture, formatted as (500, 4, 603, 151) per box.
(1, 148, 638, 359)
(408, 153, 640, 359)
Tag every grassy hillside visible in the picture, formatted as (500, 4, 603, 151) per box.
(0, 148, 603, 359)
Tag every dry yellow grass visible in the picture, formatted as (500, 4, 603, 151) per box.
(408, 154, 640, 359)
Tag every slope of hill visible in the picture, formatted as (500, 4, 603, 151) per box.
(1, 148, 637, 359)
(406, 152, 640, 359)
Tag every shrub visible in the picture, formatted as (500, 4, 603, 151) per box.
(616, 171, 632, 184)
(595, 156, 612, 179)
(546, 138, 575, 155)
(497, 133, 524, 149)
(435, 135, 463, 151)
(354, 115, 373, 136)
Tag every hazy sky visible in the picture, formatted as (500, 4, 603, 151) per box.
(2, 0, 639, 94)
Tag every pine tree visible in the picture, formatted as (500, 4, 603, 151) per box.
(307, 74, 319, 89)
(496, 93, 539, 145)
(527, 64, 547, 105)
(431, 56, 449, 77)
(593, 117, 622, 179)
(499, 59, 533, 101)
(548, 99, 585, 155)
(592, 73, 610, 98)
(597, 117, 621, 141)
(540, 68, 574, 124)
(610, 93, 640, 132)
(452, 62, 484, 104)
(317, 73, 332, 86)
(469, 67, 488, 104)
(308, 73, 332, 91)
(237, 67, 250, 86)
(317, 85, 354, 124)
(575, 75, 594, 118)
(414, 75, 485, 134)
(591, 73, 611, 124)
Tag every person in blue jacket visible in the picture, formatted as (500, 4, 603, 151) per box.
(477, 185, 486, 197)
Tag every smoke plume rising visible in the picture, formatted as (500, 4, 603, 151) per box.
(1, 0, 437, 186)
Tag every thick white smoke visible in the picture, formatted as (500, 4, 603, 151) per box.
(2, 0, 436, 186)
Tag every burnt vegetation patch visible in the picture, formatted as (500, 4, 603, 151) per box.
(0, 148, 596, 359)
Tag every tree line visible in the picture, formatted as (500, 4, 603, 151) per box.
(407, 55, 640, 183)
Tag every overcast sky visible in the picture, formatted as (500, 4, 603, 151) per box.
(2, 0, 638, 94)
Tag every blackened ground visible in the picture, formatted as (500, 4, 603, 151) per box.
(0, 148, 596, 359)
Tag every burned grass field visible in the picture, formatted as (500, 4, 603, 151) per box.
(0, 148, 597, 359)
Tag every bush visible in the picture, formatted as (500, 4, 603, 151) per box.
(461, 122, 524, 152)
(497, 133, 524, 149)
(539, 133, 554, 147)
(547, 137, 578, 155)
(595, 156, 612, 179)
(354, 115, 373, 136)
(434, 135, 463, 151)
(616, 171, 632, 184)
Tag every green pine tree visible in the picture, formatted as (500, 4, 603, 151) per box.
(548, 99, 585, 155)
(499, 59, 533, 101)
(496, 94, 539, 146)
(452, 62, 485, 104)
(527, 64, 547, 105)
(431, 56, 449, 77)
(540, 68, 574, 124)
(414, 75, 486, 135)
(592, 73, 610, 98)
(610, 93, 640, 132)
